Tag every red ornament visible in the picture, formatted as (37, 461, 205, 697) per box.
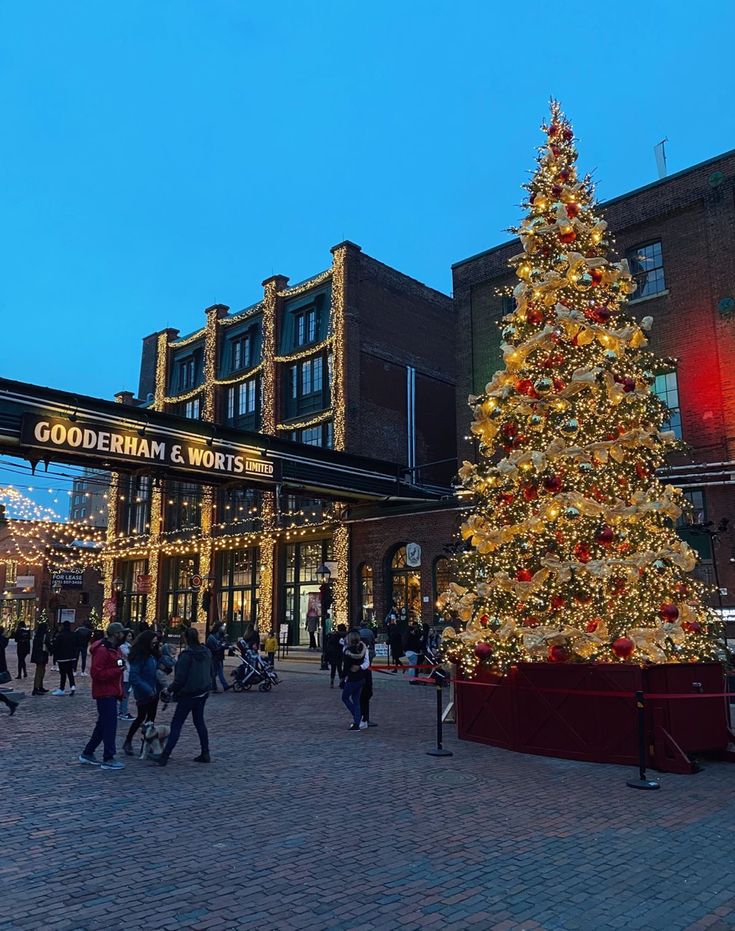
(516, 568, 534, 583)
(562, 128, 573, 142)
(558, 167, 571, 183)
(674, 581, 690, 597)
(499, 492, 515, 505)
(523, 484, 539, 501)
(502, 421, 518, 437)
(565, 202, 580, 219)
(659, 603, 679, 622)
(479, 614, 490, 627)
(523, 616, 540, 628)
(527, 308, 544, 325)
(550, 595, 566, 610)
(550, 145, 561, 158)
(559, 228, 577, 244)
(622, 377, 636, 393)
(612, 637, 635, 660)
(474, 642, 493, 660)
(573, 590, 592, 605)
(590, 267, 604, 286)
(551, 184, 563, 197)
(595, 525, 615, 546)
(512, 433, 529, 448)
(585, 619, 600, 633)
(574, 543, 591, 564)
(684, 621, 702, 634)
(548, 122, 560, 137)
(552, 377, 566, 391)
(548, 644, 569, 663)
(635, 462, 649, 480)
(515, 378, 535, 396)
(543, 475, 563, 494)
(590, 305, 612, 324)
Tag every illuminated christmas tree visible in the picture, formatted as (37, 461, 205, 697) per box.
(441, 101, 722, 676)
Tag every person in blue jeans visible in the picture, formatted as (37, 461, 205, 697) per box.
(340, 631, 367, 731)
(79, 622, 126, 771)
(206, 622, 230, 693)
(152, 627, 213, 766)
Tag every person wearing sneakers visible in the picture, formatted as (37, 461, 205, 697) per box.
(51, 621, 77, 697)
(151, 627, 212, 767)
(340, 630, 367, 731)
(79, 622, 126, 771)
(117, 629, 134, 721)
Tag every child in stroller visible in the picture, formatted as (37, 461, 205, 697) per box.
(231, 639, 279, 692)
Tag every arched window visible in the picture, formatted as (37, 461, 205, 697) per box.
(358, 564, 374, 625)
(389, 545, 421, 626)
(433, 557, 452, 622)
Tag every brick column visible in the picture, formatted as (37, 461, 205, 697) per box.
(330, 241, 361, 453)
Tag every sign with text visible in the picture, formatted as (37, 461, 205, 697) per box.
(20, 415, 275, 481)
(52, 570, 84, 589)
(136, 574, 153, 594)
(15, 575, 35, 589)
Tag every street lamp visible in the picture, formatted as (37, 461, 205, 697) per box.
(317, 563, 332, 671)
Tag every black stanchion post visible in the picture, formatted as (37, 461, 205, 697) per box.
(427, 669, 453, 758)
(627, 690, 660, 790)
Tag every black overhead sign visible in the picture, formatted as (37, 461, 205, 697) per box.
(21, 415, 275, 480)
(52, 570, 84, 590)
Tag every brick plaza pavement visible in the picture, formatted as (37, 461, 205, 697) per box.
(1, 652, 734, 931)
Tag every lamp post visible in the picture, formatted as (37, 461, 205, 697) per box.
(113, 577, 124, 623)
(317, 563, 332, 671)
(681, 518, 729, 651)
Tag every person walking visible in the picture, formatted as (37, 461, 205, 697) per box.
(51, 621, 77, 696)
(405, 623, 423, 679)
(118, 629, 134, 720)
(13, 621, 31, 679)
(31, 620, 51, 695)
(305, 605, 319, 650)
(151, 627, 212, 767)
(340, 630, 367, 731)
(79, 622, 126, 770)
(0, 627, 19, 714)
(325, 624, 345, 688)
(387, 619, 404, 672)
(74, 621, 92, 676)
(206, 622, 230, 693)
(122, 630, 161, 756)
(358, 628, 377, 729)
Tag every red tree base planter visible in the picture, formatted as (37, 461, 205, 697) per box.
(455, 662, 734, 774)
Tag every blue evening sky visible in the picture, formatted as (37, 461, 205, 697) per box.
(1, 0, 733, 406)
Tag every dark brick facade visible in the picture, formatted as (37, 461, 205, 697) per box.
(452, 149, 735, 619)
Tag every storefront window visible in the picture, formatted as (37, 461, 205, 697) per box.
(390, 545, 421, 627)
(359, 564, 374, 625)
(161, 555, 199, 628)
(283, 538, 333, 646)
(118, 558, 149, 627)
(217, 547, 260, 640)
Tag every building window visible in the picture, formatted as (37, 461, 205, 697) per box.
(162, 555, 199, 627)
(283, 538, 333, 647)
(653, 371, 682, 439)
(117, 558, 149, 626)
(295, 308, 318, 347)
(680, 489, 706, 526)
(627, 241, 666, 300)
(119, 475, 151, 536)
(389, 545, 422, 626)
(6, 560, 17, 584)
(677, 489, 712, 562)
(164, 482, 201, 532)
(183, 398, 200, 420)
(225, 377, 260, 427)
(284, 354, 329, 419)
(215, 487, 262, 530)
(178, 357, 196, 391)
(232, 333, 252, 372)
(217, 547, 260, 640)
(359, 564, 374, 625)
(289, 422, 333, 448)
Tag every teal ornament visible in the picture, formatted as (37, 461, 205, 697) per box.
(603, 349, 618, 361)
(575, 272, 594, 291)
(565, 507, 581, 520)
(534, 376, 553, 395)
(502, 325, 517, 341)
(561, 418, 579, 434)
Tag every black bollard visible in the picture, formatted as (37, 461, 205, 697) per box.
(626, 690, 660, 790)
(427, 669, 453, 758)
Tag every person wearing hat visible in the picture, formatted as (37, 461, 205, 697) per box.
(79, 622, 126, 770)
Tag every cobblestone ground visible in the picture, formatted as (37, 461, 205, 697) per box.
(1, 651, 734, 931)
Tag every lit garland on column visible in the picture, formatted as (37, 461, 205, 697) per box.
(330, 246, 347, 451)
(333, 522, 349, 626)
(440, 101, 721, 677)
(154, 332, 169, 412)
(145, 485, 162, 624)
(260, 280, 278, 435)
(103, 472, 119, 602)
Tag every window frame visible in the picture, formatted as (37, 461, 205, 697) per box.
(653, 370, 682, 440)
(626, 240, 666, 301)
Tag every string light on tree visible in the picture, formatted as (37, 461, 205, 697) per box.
(439, 101, 721, 677)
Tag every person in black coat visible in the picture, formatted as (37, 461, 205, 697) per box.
(51, 621, 77, 696)
(0, 628, 19, 715)
(13, 621, 31, 679)
(387, 619, 404, 672)
(31, 622, 51, 695)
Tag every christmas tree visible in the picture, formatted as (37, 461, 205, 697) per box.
(441, 101, 722, 677)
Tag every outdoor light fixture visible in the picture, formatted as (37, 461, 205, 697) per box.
(113, 577, 124, 594)
(317, 563, 332, 583)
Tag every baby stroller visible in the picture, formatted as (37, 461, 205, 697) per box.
(231, 646, 273, 692)
(250, 650, 280, 687)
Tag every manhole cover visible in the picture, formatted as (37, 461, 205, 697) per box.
(425, 770, 478, 787)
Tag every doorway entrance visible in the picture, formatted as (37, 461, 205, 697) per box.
(283, 538, 333, 646)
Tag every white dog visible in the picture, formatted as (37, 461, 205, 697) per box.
(139, 721, 171, 760)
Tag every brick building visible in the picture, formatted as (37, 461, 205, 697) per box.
(452, 148, 735, 625)
(0, 522, 103, 630)
(67, 467, 110, 528)
(106, 242, 459, 641)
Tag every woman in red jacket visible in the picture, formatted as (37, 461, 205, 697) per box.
(79, 622, 126, 771)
